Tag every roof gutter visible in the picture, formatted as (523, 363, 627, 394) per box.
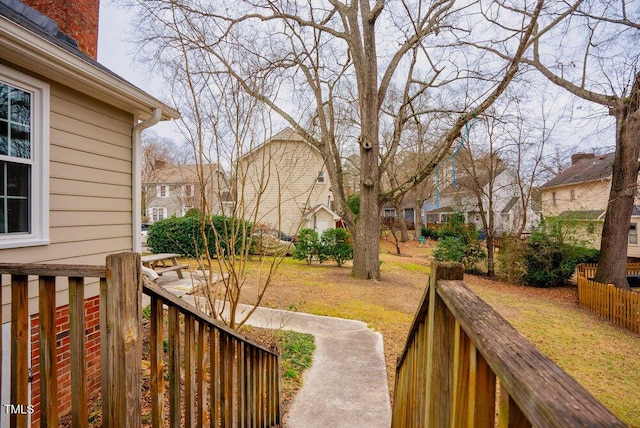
(132, 108, 162, 252)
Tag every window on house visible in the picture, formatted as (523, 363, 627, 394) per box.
(157, 185, 169, 198)
(317, 170, 325, 184)
(629, 224, 638, 245)
(570, 189, 575, 201)
(552, 192, 557, 206)
(183, 184, 194, 197)
(150, 207, 167, 222)
(0, 66, 49, 249)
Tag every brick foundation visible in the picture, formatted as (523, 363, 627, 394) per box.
(29, 295, 101, 426)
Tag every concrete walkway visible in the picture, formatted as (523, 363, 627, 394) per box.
(152, 274, 392, 428)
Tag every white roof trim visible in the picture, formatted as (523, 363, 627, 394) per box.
(304, 204, 341, 220)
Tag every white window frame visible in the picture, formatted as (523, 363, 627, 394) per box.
(629, 224, 638, 245)
(149, 207, 167, 222)
(0, 65, 49, 249)
(157, 185, 169, 198)
(183, 184, 194, 198)
(317, 170, 325, 184)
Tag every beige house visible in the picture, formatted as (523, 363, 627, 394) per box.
(143, 163, 232, 222)
(540, 152, 640, 257)
(239, 128, 335, 236)
(0, 0, 178, 422)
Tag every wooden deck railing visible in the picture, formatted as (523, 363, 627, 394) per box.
(576, 263, 640, 334)
(392, 262, 625, 427)
(0, 252, 281, 427)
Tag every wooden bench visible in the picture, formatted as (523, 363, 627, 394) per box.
(141, 253, 188, 279)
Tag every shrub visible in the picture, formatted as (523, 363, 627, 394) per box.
(320, 228, 353, 267)
(293, 228, 324, 264)
(497, 236, 528, 283)
(431, 215, 485, 272)
(421, 226, 439, 240)
(522, 222, 599, 287)
(433, 235, 485, 272)
(147, 215, 252, 257)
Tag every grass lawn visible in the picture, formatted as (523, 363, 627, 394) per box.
(187, 238, 640, 426)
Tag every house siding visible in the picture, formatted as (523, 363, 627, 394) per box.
(541, 180, 612, 217)
(242, 139, 331, 236)
(2, 78, 135, 318)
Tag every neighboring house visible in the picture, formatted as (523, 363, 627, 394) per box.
(239, 128, 335, 235)
(143, 163, 232, 222)
(540, 152, 640, 256)
(381, 195, 422, 228)
(424, 157, 540, 235)
(0, 0, 178, 424)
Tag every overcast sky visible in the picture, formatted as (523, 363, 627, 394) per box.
(97, 0, 182, 140)
(95, 0, 612, 156)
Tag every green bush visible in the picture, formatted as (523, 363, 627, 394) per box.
(320, 228, 353, 267)
(433, 235, 485, 272)
(421, 227, 439, 240)
(432, 236, 465, 262)
(497, 236, 528, 283)
(147, 215, 252, 257)
(522, 222, 599, 287)
(293, 228, 324, 264)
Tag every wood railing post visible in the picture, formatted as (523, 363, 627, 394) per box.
(101, 253, 142, 428)
(425, 261, 463, 427)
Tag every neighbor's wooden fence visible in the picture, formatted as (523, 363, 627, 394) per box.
(392, 262, 624, 427)
(0, 252, 282, 427)
(576, 263, 640, 334)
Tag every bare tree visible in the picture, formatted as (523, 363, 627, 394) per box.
(519, 1, 640, 289)
(141, 131, 188, 221)
(131, 0, 546, 280)
(151, 35, 328, 329)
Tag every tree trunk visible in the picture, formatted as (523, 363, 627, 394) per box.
(594, 74, 640, 289)
(486, 233, 495, 277)
(414, 200, 423, 239)
(351, 1, 381, 280)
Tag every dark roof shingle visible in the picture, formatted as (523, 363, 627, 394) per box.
(541, 153, 614, 188)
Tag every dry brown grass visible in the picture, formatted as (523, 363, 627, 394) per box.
(187, 238, 640, 426)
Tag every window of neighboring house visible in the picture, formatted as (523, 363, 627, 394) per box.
(183, 184, 194, 197)
(157, 185, 169, 198)
(317, 170, 325, 184)
(150, 207, 167, 222)
(629, 224, 638, 245)
(570, 189, 575, 201)
(0, 66, 49, 249)
(552, 192, 557, 206)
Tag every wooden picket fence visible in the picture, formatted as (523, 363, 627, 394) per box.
(392, 262, 624, 427)
(576, 263, 640, 334)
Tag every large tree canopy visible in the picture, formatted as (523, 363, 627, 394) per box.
(132, 0, 548, 279)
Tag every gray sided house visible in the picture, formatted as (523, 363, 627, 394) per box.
(143, 163, 231, 222)
(424, 157, 540, 235)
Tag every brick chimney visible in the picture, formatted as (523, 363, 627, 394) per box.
(571, 152, 595, 165)
(22, 0, 100, 59)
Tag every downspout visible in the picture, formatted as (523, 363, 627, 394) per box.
(132, 108, 162, 252)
